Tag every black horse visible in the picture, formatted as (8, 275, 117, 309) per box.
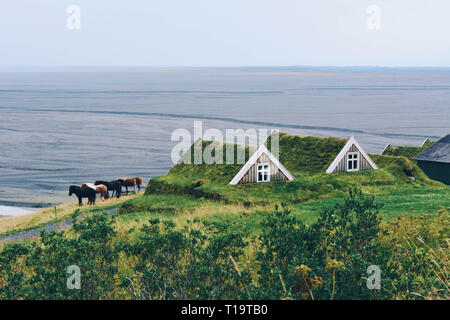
(95, 180, 122, 198)
(69, 185, 96, 206)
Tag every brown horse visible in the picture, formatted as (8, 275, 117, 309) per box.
(134, 176, 145, 192)
(81, 183, 109, 200)
(119, 177, 145, 195)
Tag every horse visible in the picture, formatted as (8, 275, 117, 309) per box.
(134, 176, 146, 192)
(118, 178, 135, 195)
(81, 183, 108, 200)
(95, 180, 122, 198)
(119, 177, 146, 195)
(69, 185, 96, 206)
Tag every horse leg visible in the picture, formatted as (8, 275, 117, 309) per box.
(78, 195, 82, 206)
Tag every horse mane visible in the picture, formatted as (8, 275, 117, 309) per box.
(82, 183, 97, 190)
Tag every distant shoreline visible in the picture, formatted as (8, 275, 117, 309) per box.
(1, 66, 450, 73)
(0, 200, 55, 209)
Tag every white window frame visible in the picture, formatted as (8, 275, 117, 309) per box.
(257, 163, 270, 182)
(347, 152, 359, 171)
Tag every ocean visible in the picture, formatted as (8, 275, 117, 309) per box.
(0, 67, 449, 209)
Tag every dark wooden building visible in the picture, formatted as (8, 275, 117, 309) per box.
(413, 134, 450, 185)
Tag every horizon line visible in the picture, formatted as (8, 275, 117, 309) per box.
(1, 65, 450, 72)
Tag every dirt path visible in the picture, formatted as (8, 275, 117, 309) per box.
(0, 208, 119, 243)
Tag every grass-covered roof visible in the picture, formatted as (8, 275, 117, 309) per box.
(382, 140, 435, 160)
(268, 134, 347, 174)
(145, 133, 443, 204)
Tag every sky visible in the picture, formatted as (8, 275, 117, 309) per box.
(1, 0, 449, 67)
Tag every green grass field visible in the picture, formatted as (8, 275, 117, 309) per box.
(111, 186, 449, 236)
(1, 134, 448, 240)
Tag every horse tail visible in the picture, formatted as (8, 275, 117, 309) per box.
(135, 177, 146, 187)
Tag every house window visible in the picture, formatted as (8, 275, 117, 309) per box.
(347, 152, 359, 171)
(257, 163, 270, 182)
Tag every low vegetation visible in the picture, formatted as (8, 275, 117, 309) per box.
(0, 189, 447, 300)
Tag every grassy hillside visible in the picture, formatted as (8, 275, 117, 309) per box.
(114, 188, 449, 236)
(144, 134, 444, 205)
(1, 134, 447, 241)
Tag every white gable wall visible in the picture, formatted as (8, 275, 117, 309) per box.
(326, 136, 378, 174)
(229, 145, 294, 185)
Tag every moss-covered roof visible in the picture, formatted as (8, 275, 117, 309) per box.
(175, 133, 347, 178)
(381, 141, 436, 160)
(146, 133, 442, 204)
(269, 134, 347, 175)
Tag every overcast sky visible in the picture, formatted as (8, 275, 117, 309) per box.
(1, 0, 449, 67)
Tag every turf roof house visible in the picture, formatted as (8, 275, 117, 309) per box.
(413, 134, 450, 185)
(380, 138, 435, 158)
(229, 144, 294, 185)
(324, 136, 378, 173)
(229, 135, 377, 185)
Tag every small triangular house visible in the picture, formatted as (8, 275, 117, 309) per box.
(325, 136, 378, 173)
(420, 138, 431, 147)
(229, 144, 294, 185)
(380, 143, 392, 155)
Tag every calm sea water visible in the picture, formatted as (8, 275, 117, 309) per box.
(0, 67, 449, 207)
